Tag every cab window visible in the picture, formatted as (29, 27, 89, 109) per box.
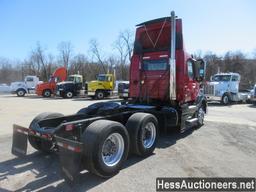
(231, 75, 239, 81)
(143, 59, 168, 71)
(75, 77, 82, 83)
(26, 77, 34, 82)
(187, 60, 194, 79)
(67, 76, 75, 81)
(97, 75, 107, 81)
(212, 75, 231, 82)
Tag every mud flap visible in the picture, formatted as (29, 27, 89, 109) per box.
(12, 124, 28, 156)
(55, 136, 84, 182)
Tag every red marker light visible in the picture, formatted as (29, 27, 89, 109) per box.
(29, 130, 36, 135)
(41, 133, 51, 139)
(65, 124, 74, 131)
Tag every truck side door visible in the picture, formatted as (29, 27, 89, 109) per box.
(74, 76, 83, 91)
(25, 76, 36, 89)
(184, 60, 199, 102)
(230, 75, 239, 93)
(108, 76, 113, 90)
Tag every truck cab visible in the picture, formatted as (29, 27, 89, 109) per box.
(117, 81, 129, 99)
(87, 73, 115, 99)
(36, 67, 67, 97)
(56, 74, 83, 98)
(204, 72, 248, 104)
(10, 76, 40, 97)
(129, 17, 205, 105)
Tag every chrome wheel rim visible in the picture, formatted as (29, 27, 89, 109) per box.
(102, 133, 124, 167)
(18, 90, 24, 96)
(223, 96, 229, 104)
(67, 92, 73, 98)
(98, 92, 104, 99)
(45, 91, 50, 97)
(198, 107, 205, 125)
(142, 122, 156, 149)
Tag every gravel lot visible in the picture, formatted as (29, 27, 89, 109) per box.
(0, 94, 256, 192)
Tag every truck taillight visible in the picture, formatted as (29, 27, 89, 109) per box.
(29, 130, 36, 135)
(65, 124, 74, 131)
(41, 133, 52, 140)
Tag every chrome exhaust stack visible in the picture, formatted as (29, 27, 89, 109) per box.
(169, 11, 176, 101)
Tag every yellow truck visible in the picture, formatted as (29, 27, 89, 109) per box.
(87, 73, 114, 99)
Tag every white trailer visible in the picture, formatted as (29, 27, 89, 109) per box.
(10, 76, 40, 97)
(204, 72, 249, 105)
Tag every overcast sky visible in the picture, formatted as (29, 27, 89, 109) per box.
(0, 0, 256, 60)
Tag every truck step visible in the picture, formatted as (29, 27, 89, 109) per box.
(181, 104, 197, 115)
(185, 118, 198, 124)
(180, 117, 198, 133)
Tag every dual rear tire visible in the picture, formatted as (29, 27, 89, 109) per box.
(82, 120, 129, 178)
(28, 112, 64, 153)
(82, 113, 158, 178)
(126, 113, 158, 157)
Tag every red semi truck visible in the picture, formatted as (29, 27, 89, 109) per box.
(12, 11, 207, 181)
(35, 67, 67, 97)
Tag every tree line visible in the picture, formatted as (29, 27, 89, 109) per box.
(201, 51, 256, 89)
(0, 30, 133, 84)
(0, 33, 256, 89)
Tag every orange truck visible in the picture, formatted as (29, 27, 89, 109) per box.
(36, 67, 67, 97)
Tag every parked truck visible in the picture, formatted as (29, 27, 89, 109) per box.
(87, 73, 115, 99)
(56, 74, 84, 98)
(204, 72, 250, 105)
(36, 67, 67, 97)
(117, 81, 129, 99)
(12, 11, 207, 182)
(10, 76, 40, 97)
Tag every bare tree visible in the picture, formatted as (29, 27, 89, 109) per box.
(30, 42, 49, 80)
(114, 38, 127, 64)
(0, 58, 23, 83)
(113, 30, 133, 79)
(119, 30, 134, 62)
(203, 52, 222, 80)
(89, 39, 107, 73)
(113, 37, 127, 79)
(58, 41, 73, 69)
(193, 50, 203, 59)
(47, 53, 56, 76)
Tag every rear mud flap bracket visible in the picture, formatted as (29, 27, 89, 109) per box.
(12, 124, 28, 156)
(55, 136, 84, 182)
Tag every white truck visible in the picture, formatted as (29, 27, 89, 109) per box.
(204, 72, 249, 105)
(10, 76, 40, 97)
(0, 83, 10, 93)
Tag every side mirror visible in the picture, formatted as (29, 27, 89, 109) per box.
(195, 59, 205, 82)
